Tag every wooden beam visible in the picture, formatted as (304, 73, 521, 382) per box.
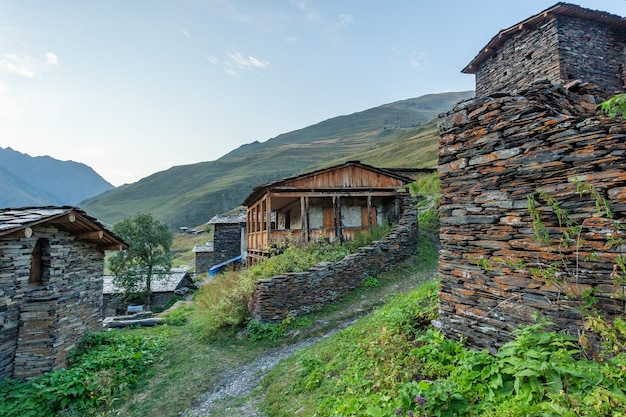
(76, 230, 104, 240)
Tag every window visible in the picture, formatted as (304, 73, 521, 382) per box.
(29, 238, 50, 286)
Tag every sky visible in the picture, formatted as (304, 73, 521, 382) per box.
(0, 1, 625, 187)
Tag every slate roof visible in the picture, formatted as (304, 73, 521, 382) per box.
(0, 206, 126, 250)
(463, 2, 626, 74)
(192, 242, 214, 253)
(207, 212, 247, 224)
(102, 268, 191, 294)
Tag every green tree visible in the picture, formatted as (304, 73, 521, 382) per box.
(109, 212, 173, 309)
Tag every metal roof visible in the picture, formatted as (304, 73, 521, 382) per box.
(0, 206, 126, 250)
(462, 2, 626, 74)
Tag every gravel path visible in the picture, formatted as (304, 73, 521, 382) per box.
(186, 320, 357, 417)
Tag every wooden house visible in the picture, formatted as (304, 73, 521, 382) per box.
(0, 206, 125, 379)
(462, 2, 626, 97)
(102, 268, 193, 317)
(242, 161, 414, 265)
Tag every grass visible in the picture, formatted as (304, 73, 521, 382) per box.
(171, 230, 212, 269)
(109, 233, 440, 417)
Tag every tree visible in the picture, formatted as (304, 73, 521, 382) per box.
(109, 212, 173, 309)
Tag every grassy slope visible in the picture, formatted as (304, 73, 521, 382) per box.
(81, 92, 471, 229)
(112, 235, 440, 417)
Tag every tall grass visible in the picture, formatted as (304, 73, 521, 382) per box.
(193, 226, 391, 337)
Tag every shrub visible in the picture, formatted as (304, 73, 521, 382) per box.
(0, 331, 166, 417)
(194, 227, 392, 337)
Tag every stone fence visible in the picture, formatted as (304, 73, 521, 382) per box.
(249, 195, 420, 323)
(436, 79, 626, 351)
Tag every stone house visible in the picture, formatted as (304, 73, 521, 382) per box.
(0, 206, 125, 379)
(437, 3, 626, 350)
(243, 161, 415, 265)
(462, 2, 626, 97)
(102, 268, 193, 317)
(193, 212, 246, 274)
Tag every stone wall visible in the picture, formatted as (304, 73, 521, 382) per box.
(475, 19, 560, 97)
(0, 227, 104, 379)
(213, 223, 242, 264)
(474, 15, 626, 97)
(436, 80, 626, 352)
(249, 195, 419, 323)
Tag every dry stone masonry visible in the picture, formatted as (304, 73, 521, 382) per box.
(0, 229, 104, 379)
(436, 80, 626, 351)
(463, 3, 626, 98)
(249, 195, 419, 323)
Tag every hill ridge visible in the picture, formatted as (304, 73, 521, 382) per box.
(82, 91, 473, 228)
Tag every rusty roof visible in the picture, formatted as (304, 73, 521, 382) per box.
(0, 206, 126, 250)
(462, 2, 626, 74)
(242, 161, 415, 206)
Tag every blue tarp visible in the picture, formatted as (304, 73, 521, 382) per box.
(209, 255, 242, 277)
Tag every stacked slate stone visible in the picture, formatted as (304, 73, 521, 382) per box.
(249, 195, 420, 323)
(436, 79, 626, 352)
(1, 230, 104, 379)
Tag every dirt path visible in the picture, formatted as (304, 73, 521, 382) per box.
(187, 319, 358, 417)
(186, 235, 440, 416)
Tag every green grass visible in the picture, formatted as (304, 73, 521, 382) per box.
(110, 233, 441, 417)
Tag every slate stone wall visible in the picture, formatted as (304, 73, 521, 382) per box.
(436, 80, 626, 352)
(475, 19, 560, 97)
(475, 15, 626, 97)
(0, 227, 104, 379)
(213, 223, 242, 264)
(194, 250, 215, 275)
(249, 195, 419, 323)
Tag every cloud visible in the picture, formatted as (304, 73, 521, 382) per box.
(0, 52, 59, 78)
(207, 49, 270, 77)
(45, 52, 58, 65)
(182, 29, 191, 39)
(226, 49, 270, 69)
(336, 14, 354, 28)
(408, 50, 425, 70)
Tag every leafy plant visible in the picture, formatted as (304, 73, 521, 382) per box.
(0, 331, 166, 417)
(599, 93, 626, 118)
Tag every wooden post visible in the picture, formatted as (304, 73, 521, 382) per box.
(266, 194, 272, 248)
(367, 194, 373, 228)
(305, 196, 310, 242)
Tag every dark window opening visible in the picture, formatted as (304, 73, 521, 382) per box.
(29, 238, 50, 286)
(285, 211, 291, 229)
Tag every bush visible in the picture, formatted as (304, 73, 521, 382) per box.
(194, 228, 392, 337)
(0, 331, 166, 417)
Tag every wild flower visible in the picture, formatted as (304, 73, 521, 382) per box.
(414, 395, 427, 406)
(407, 411, 415, 417)
(395, 409, 403, 415)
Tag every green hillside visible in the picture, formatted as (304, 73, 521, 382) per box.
(81, 91, 472, 228)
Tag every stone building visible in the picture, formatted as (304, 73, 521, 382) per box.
(102, 268, 194, 317)
(193, 212, 246, 274)
(462, 2, 626, 97)
(0, 207, 125, 379)
(437, 3, 626, 351)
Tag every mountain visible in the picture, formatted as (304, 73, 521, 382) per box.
(82, 91, 473, 228)
(0, 147, 114, 207)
